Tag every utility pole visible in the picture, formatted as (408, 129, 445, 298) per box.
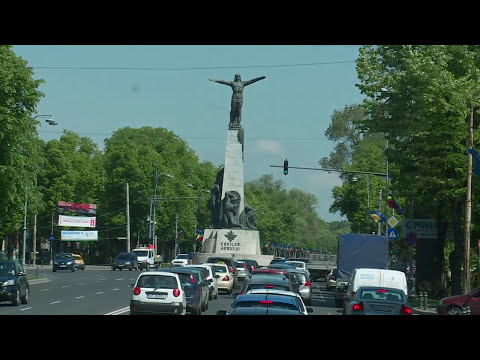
(33, 214, 37, 266)
(378, 189, 382, 235)
(465, 102, 474, 293)
(385, 136, 389, 237)
(174, 213, 178, 257)
(22, 194, 27, 266)
(50, 212, 54, 264)
(126, 182, 131, 252)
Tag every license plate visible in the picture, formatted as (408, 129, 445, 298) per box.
(59, 265, 66, 267)
(373, 305, 391, 312)
(147, 294, 166, 300)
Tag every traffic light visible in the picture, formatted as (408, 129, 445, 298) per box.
(283, 159, 288, 175)
(388, 240, 395, 256)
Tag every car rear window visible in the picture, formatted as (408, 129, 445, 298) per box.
(211, 265, 228, 273)
(359, 288, 405, 301)
(137, 275, 178, 289)
(234, 301, 299, 311)
(247, 284, 291, 292)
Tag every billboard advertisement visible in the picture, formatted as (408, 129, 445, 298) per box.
(58, 215, 96, 228)
(61, 230, 98, 241)
(58, 201, 97, 215)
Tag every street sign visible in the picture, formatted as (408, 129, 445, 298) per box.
(388, 216, 399, 228)
(387, 228, 399, 240)
(48, 234, 54, 241)
(405, 231, 417, 246)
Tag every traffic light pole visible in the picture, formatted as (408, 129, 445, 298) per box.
(270, 165, 388, 179)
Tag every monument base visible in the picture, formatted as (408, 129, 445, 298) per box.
(192, 228, 274, 266)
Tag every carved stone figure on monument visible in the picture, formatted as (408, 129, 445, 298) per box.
(207, 168, 224, 228)
(209, 74, 266, 128)
(219, 190, 244, 229)
(240, 204, 257, 230)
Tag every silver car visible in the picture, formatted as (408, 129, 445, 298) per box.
(234, 260, 248, 282)
(288, 268, 312, 306)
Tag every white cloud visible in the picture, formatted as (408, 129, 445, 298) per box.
(251, 140, 283, 156)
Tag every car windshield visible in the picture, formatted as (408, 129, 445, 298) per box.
(74, 255, 82, 260)
(137, 275, 177, 289)
(116, 253, 131, 260)
(233, 301, 299, 311)
(55, 254, 73, 260)
(176, 254, 189, 259)
(291, 272, 307, 283)
(0, 262, 16, 276)
(359, 288, 405, 302)
(134, 251, 148, 257)
(247, 284, 291, 292)
(211, 265, 228, 273)
(177, 273, 198, 285)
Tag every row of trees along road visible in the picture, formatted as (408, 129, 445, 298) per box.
(0, 45, 346, 265)
(321, 45, 480, 297)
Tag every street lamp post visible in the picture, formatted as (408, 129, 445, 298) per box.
(187, 184, 210, 251)
(22, 191, 27, 265)
(150, 171, 173, 255)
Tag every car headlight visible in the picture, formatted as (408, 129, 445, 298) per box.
(124, 261, 130, 264)
(2, 280, 15, 286)
(67, 261, 73, 265)
(54, 262, 58, 265)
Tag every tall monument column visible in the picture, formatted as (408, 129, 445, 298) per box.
(193, 73, 273, 266)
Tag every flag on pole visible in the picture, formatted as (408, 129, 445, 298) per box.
(467, 148, 480, 175)
(387, 193, 403, 215)
(369, 211, 386, 223)
(176, 229, 185, 239)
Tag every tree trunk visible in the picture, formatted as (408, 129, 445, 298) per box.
(450, 199, 464, 295)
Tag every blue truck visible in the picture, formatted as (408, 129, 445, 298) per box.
(334, 233, 389, 308)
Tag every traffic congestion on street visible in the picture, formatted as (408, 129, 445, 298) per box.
(3, 46, 480, 318)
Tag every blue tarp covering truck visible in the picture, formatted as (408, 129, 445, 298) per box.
(334, 233, 388, 307)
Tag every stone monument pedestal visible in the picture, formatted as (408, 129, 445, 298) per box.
(192, 228, 273, 266)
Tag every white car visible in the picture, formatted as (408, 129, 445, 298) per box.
(170, 254, 189, 267)
(245, 288, 313, 315)
(184, 264, 219, 300)
(130, 271, 186, 315)
(204, 262, 234, 295)
(285, 260, 310, 280)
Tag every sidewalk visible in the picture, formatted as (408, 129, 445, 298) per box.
(412, 306, 436, 315)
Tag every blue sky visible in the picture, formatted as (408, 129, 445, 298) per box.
(13, 45, 365, 222)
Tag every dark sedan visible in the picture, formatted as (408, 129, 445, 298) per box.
(53, 253, 76, 272)
(112, 252, 139, 271)
(217, 293, 306, 315)
(0, 260, 29, 305)
(344, 286, 412, 315)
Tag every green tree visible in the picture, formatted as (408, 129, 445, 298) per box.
(102, 126, 217, 260)
(0, 45, 44, 258)
(356, 45, 480, 295)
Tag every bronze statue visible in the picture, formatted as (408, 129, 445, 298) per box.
(209, 74, 266, 127)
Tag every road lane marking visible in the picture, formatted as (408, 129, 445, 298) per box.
(41, 289, 50, 292)
(61, 285, 69, 288)
(105, 307, 130, 315)
(96, 291, 104, 295)
(112, 288, 119, 291)
(20, 307, 33, 311)
(50, 301, 61, 304)
(75, 296, 85, 299)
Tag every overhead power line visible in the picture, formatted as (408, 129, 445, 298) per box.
(31, 60, 356, 71)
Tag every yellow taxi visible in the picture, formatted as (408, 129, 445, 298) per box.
(73, 254, 86, 270)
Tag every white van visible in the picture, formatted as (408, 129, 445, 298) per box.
(344, 268, 408, 304)
(132, 248, 155, 270)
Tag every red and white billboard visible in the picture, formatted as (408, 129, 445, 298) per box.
(58, 215, 96, 228)
(58, 201, 97, 215)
